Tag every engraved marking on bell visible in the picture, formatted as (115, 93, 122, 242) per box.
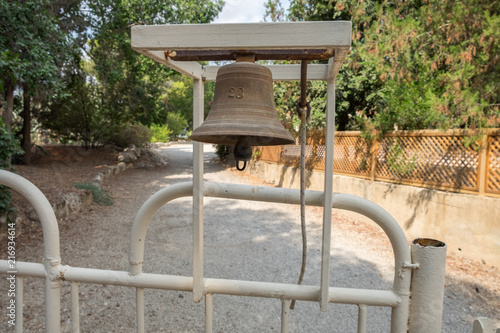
(228, 87, 244, 99)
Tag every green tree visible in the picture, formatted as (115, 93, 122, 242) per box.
(40, 0, 224, 146)
(369, 0, 500, 131)
(266, 0, 500, 133)
(85, 0, 224, 126)
(265, 0, 377, 133)
(39, 68, 107, 147)
(0, 119, 22, 218)
(0, 0, 87, 163)
(161, 75, 216, 138)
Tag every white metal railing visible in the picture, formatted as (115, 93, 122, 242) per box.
(1, 169, 447, 332)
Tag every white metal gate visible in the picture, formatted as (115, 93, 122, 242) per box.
(1, 22, 448, 332)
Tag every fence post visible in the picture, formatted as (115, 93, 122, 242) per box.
(370, 136, 379, 181)
(478, 134, 489, 195)
(408, 238, 447, 333)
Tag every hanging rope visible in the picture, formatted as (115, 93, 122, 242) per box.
(291, 61, 310, 309)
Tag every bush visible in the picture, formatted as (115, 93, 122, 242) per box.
(214, 144, 231, 161)
(150, 124, 172, 143)
(108, 124, 152, 148)
(74, 182, 114, 206)
(0, 120, 23, 218)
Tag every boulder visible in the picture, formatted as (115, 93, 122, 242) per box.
(118, 151, 137, 163)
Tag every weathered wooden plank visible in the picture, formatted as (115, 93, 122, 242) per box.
(138, 50, 203, 79)
(203, 64, 329, 82)
(131, 21, 352, 51)
(327, 48, 350, 80)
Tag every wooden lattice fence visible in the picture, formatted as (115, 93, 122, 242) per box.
(255, 129, 500, 197)
(487, 134, 500, 193)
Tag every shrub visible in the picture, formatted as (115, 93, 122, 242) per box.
(74, 182, 114, 206)
(150, 124, 172, 143)
(214, 144, 231, 161)
(108, 124, 152, 148)
(0, 120, 23, 218)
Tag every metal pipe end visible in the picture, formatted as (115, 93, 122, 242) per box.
(412, 238, 446, 248)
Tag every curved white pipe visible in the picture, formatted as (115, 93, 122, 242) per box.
(0, 169, 60, 261)
(128, 182, 193, 275)
(0, 169, 61, 332)
(128, 181, 411, 290)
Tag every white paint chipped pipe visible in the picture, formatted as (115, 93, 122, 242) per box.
(0, 261, 401, 307)
(409, 238, 447, 332)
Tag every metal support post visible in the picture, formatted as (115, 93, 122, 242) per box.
(281, 299, 291, 333)
(15, 277, 23, 333)
(71, 282, 80, 332)
(205, 294, 213, 333)
(192, 78, 205, 302)
(319, 78, 335, 311)
(357, 304, 367, 333)
(408, 238, 447, 332)
(136, 287, 145, 333)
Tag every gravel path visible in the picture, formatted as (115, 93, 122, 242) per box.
(1, 143, 499, 332)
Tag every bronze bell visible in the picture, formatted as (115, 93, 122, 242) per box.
(190, 61, 295, 170)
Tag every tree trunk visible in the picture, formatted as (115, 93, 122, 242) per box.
(1, 82, 14, 131)
(22, 86, 31, 165)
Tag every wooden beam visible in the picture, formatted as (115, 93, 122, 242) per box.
(131, 21, 352, 51)
(327, 48, 350, 81)
(203, 64, 329, 82)
(136, 50, 203, 79)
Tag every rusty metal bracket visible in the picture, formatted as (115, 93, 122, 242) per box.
(165, 49, 335, 62)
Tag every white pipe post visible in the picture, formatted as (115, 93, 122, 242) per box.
(15, 276, 23, 333)
(45, 269, 61, 332)
(473, 318, 499, 333)
(319, 78, 335, 311)
(71, 282, 80, 333)
(192, 78, 205, 302)
(281, 299, 291, 333)
(205, 293, 213, 333)
(357, 304, 367, 333)
(136, 287, 145, 333)
(408, 238, 447, 332)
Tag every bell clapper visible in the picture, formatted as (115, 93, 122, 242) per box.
(234, 137, 252, 171)
(236, 160, 247, 171)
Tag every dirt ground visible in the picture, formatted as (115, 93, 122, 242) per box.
(12, 145, 119, 205)
(1, 143, 499, 332)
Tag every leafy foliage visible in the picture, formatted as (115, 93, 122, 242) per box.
(386, 140, 417, 178)
(0, 0, 87, 162)
(150, 124, 173, 143)
(108, 124, 152, 148)
(82, 0, 224, 129)
(162, 75, 216, 137)
(74, 182, 114, 206)
(3, 0, 224, 150)
(0, 119, 23, 217)
(266, 0, 500, 133)
(214, 144, 231, 161)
